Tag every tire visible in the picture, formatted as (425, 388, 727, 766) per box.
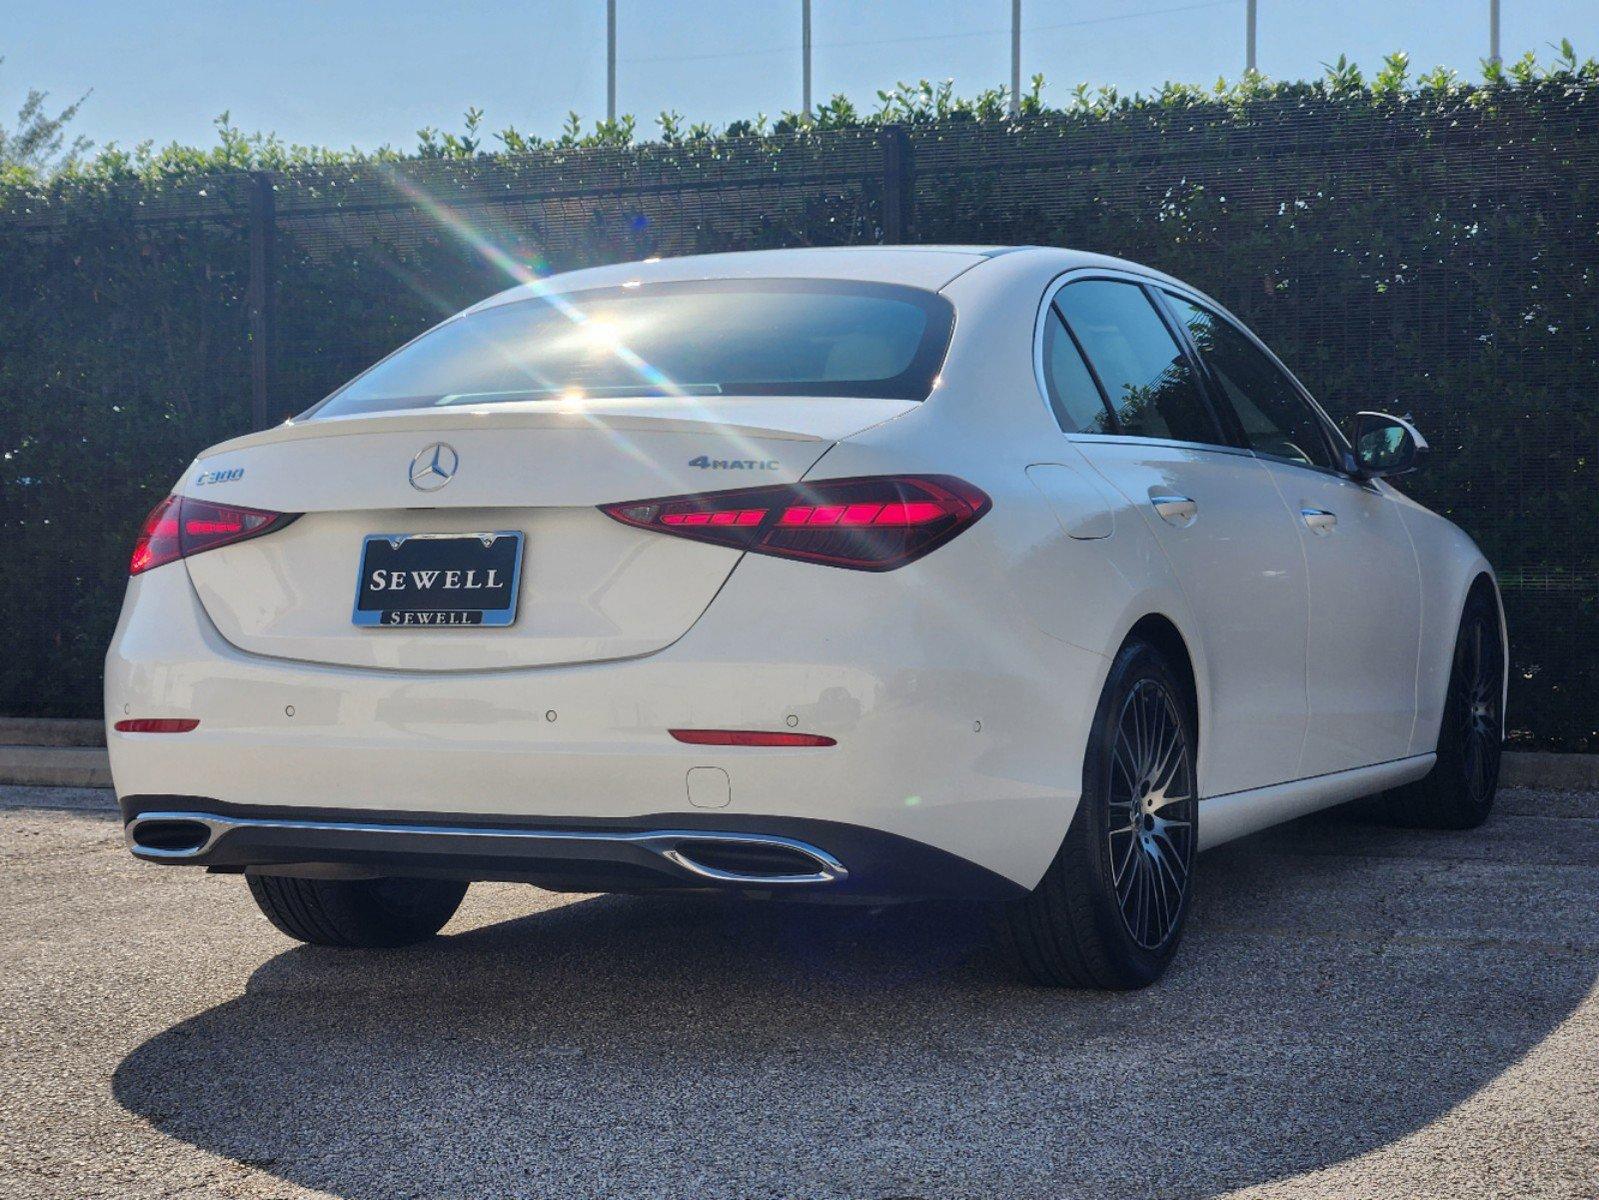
(1006, 639, 1198, 989)
(1386, 587, 1504, 830)
(246, 874, 468, 948)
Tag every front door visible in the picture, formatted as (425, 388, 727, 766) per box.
(1266, 466, 1421, 774)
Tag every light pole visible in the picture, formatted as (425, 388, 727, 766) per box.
(1009, 0, 1021, 116)
(606, 0, 617, 123)
(803, 0, 813, 119)
(1246, 0, 1258, 74)
(1489, 0, 1501, 65)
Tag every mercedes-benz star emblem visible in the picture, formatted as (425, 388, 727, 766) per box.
(408, 442, 459, 492)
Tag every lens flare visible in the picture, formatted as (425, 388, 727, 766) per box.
(374, 169, 786, 482)
(580, 319, 623, 350)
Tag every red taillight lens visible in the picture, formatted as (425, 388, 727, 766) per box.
(669, 729, 837, 747)
(601, 475, 990, 571)
(130, 495, 296, 576)
(130, 495, 183, 575)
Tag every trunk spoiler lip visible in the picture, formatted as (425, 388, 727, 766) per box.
(196, 397, 918, 459)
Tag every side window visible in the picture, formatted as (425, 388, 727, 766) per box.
(1164, 293, 1335, 470)
(1053, 280, 1221, 445)
(1040, 305, 1114, 434)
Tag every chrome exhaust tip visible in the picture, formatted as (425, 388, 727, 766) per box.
(125, 813, 227, 859)
(647, 833, 848, 885)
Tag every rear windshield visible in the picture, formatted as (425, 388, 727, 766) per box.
(309, 279, 955, 417)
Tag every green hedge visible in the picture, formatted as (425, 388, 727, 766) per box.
(1, 75, 1594, 750)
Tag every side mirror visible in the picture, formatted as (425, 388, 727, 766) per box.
(1347, 411, 1428, 479)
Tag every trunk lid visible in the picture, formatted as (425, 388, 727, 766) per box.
(180, 399, 907, 670)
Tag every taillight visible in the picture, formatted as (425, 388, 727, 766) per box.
(130, 495, 296, 576)
(600, 475, 990, 571)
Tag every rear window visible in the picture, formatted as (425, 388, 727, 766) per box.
(310, 279, 955, 417)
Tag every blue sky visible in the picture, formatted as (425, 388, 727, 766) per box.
(8, 1, 1596, 153)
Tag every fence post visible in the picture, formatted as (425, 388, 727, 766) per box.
(246, 170, 277, 431)
(879, 125, 913, 244)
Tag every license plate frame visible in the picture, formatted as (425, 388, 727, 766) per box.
(352, 531, 524, 628)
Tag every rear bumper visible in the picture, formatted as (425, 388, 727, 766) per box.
(118, 796, 1024, 901)
(106, 538, 1109, 894)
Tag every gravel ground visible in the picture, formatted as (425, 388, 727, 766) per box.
(2, 784, 1596, 1200)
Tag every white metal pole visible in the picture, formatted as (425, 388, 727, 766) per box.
(803, 0, 813, 118)
(1489, 0, 1501, 65)
(1009, 0, 1021, 116)
(607, 0, 617, 122)
(1246, 0, 1258, 74)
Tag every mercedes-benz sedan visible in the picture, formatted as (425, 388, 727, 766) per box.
(108, 246, 1504, 987)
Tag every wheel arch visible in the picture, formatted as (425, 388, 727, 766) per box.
(1415, 563, 1506, 756)
(1392, 496, 1505, 758)
(1120, 612, 1203, 786)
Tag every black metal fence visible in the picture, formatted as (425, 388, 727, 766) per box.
(1, 90, 1594, 748)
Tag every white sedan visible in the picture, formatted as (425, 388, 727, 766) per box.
(107, 246, 1504, 988)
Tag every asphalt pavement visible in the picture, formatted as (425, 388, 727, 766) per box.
(2, 783, 1596, 1200)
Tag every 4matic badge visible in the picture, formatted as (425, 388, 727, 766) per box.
(688, 456, 779, 470)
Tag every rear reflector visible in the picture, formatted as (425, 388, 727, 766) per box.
(601, 475, 990, 571)
(130, 496, 297, 575)
(114, 718, 200, 734)
(670, 729, 837, 747)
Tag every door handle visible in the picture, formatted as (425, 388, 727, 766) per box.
(1301, 507, 1338, 535)
(1150, 494, 1198, 526)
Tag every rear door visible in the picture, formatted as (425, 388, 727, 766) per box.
(1045, 277, 1310, 797)
(1159, 290, 1421, 776)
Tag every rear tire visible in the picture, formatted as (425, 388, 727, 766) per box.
(1005, 639, 1198, 989)
(246, 874, 468, 948)
(1386, 588, 1504, 830)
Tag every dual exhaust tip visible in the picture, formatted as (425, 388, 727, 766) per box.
(125, 812, 848, 887)
(127, 817, 215, 855)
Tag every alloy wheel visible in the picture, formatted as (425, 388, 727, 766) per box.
(1458, 613, 1503, 805)
(1107, 679, 1196, 950)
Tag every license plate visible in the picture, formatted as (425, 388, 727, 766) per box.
(353, 532, 523, 627)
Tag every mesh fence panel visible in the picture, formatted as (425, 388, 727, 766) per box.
(0, 175, 256, 723)
(0, 95, 1593, 747)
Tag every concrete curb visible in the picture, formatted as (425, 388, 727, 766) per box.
(0, 718, 106, 748)
(0, 746, 112, 789)
(1500, 750, 1599, 791)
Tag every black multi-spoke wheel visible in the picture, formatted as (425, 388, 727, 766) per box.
(1458, 612, 1503, 808)
(1107, 679, 1196, 951)
(1388, 586, 1504, 830)
(1006, 638, 1198, 989)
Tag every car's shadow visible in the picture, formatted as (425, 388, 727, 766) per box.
(112, 807, 1597, 1199)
